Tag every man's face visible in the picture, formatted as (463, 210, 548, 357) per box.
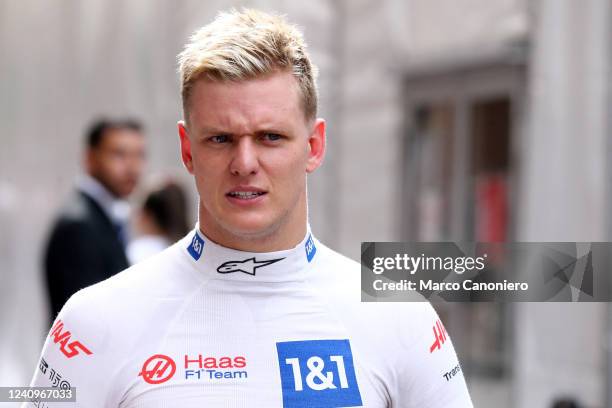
(87, 128, 145, 198)
(178, 71, 325, 247)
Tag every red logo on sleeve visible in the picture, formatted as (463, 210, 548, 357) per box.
(429, 319, 448, 353)
(50, 320, 93, 358)
(139, 355, 177, 384)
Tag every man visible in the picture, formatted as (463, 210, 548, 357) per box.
(44, 119, 145, 317)
(28, 10, 472, 407)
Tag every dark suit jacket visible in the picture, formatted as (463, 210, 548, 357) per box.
(44, 190, 129, 318)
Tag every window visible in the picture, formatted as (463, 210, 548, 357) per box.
(402, 62, 525, 378)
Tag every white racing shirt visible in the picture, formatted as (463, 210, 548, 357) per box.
(28, 228, 473, 407)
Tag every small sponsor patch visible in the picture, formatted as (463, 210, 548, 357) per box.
(187, 232, 205, 261)
(49, 320, 92, 359)
(38, 357, 72, 389)
(443, 363, 462, 382)
(305, 234, 317, 263)
(429, 319, 448, 353)
(139, 354, 177, 384)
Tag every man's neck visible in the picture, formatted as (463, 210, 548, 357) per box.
(198, 210, 308, 253)
(198, 222, 307, 253)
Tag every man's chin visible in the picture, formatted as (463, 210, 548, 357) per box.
(227, 223, 276, 239)
(221, 217, 280, 240)
(112, 179, 138, 197)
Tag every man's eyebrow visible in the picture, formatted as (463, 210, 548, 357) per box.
(198, 125, 291, 136)
(198, 127, 232, 136)
(254, 128, 288, 134)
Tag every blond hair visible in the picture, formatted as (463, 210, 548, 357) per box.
(178, 9, 318, 121)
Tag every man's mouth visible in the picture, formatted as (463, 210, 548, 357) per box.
(227, 191, 267, 200)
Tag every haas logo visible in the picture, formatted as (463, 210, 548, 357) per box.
(217, 257, 284, 276)
(429, 319, 448, 353)
(50, 320, 93, 358)
(139, 355, 177, 384)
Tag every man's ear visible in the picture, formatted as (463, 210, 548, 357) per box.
(178, 121, 194, 174)
(306, 118, 326, 173)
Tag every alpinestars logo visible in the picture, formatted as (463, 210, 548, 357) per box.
(217, 257, 284, 276)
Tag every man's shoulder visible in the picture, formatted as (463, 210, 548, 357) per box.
(310, 240, 438, 342)
(50, 191, 102, 230)
(86, 243, 195, 296)
(55, 243, 198, 330)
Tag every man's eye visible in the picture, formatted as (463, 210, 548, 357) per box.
(210, 135, 230, 143)
(262, 133, 282, 142)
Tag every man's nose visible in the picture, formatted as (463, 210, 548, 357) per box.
(230, 137, 259, 176)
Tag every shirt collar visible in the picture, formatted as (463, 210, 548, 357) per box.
(77, 174, 131, 225)
(182, 224, 318, 283)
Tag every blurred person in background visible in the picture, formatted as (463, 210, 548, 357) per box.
(27, 9, 472, 407)
(127, 180, 190, 264)
(551, 398, 582, 408)
(44, 118, 145, 318)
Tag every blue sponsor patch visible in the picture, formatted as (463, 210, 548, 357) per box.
(187, 232, 204, 261)
(276, 339, 362, 408)
(305, 234, 316, 263)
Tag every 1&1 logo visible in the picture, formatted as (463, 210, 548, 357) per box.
(139, 354, 176, 384)
(187, 233, 205, 261)
(305, 234, 316, 263)
(276, 339, 362, 407)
